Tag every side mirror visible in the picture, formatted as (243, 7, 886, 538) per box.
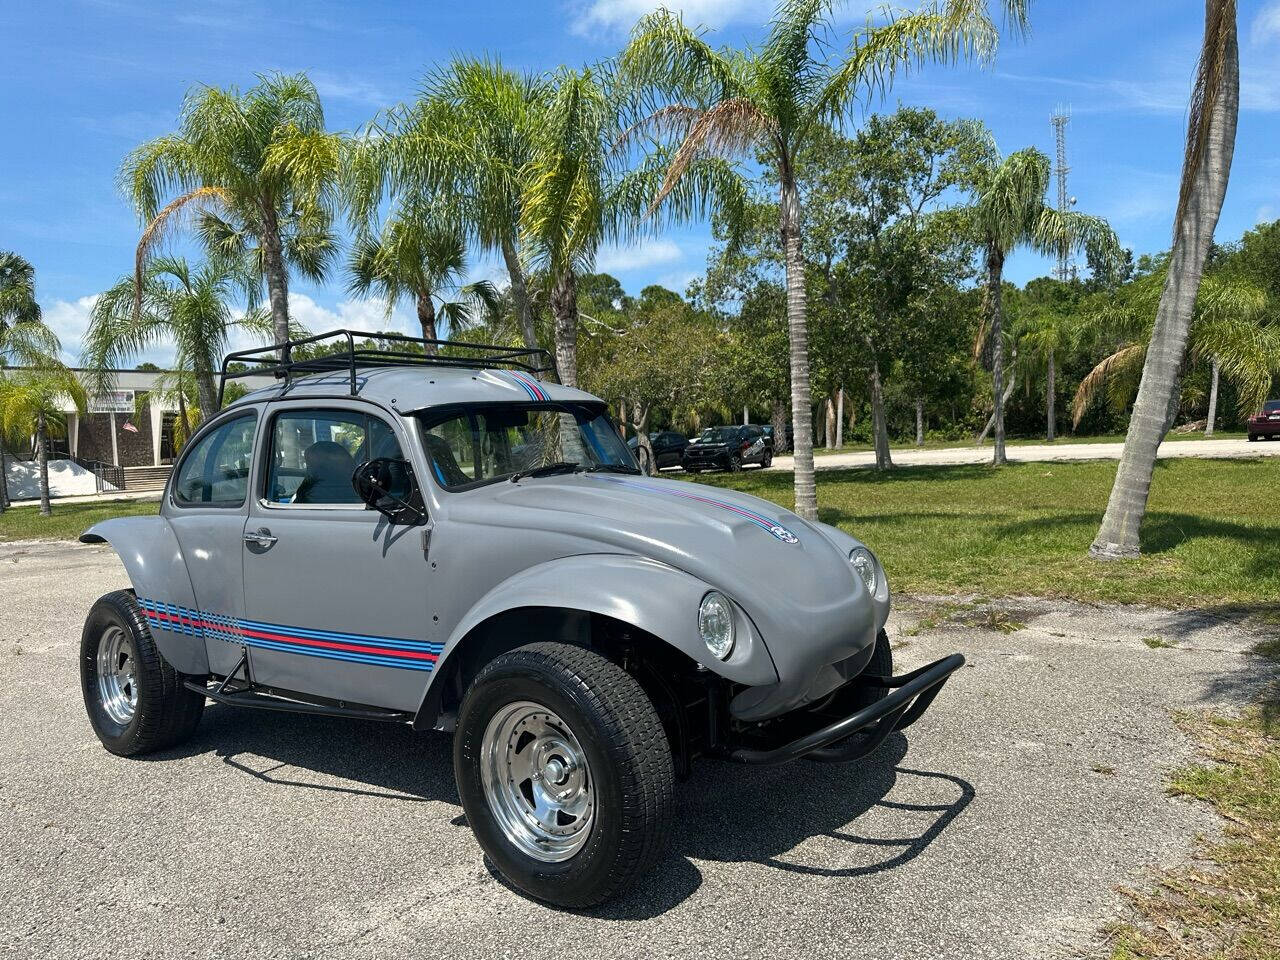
(352, 458, 426, 525)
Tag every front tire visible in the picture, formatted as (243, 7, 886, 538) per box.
(454, 642, 673, 908)
(727, 454, 742, 472)
(762, 451, 773, 468)
(80, 590, 205, 756)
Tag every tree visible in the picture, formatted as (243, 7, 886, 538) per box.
(347, 210, 499, 352)
(1072, 269, 1276, 432)
(0, 252, 60, 512)
(962, 146, 1119, 464)
(0, 366, 87, 516)
(83, 256, 274, 421)
(353, 59, 548, 357)
(1091, 1, 1239, 558)
(122, 72, 342, 352)
(621, 0, 1029, 519)
(1013, 276, 1084, 441)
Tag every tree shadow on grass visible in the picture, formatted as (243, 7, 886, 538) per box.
(158, 710, 970, 920)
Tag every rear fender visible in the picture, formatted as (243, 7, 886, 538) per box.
(81, 517, 210, 674)
(413, 554, 778, 729)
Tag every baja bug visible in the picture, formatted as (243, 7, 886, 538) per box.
(79, 330, 962, 908)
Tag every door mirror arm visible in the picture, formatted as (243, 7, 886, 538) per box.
(352, 458, 428, 526)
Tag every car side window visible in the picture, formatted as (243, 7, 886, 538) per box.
(172, 413, 257, 506)
(266, 408, 410, 506)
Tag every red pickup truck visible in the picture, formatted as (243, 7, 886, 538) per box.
(1248, 400, 1280, 441)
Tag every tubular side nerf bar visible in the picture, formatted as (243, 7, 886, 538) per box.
(731, 653, 965, 766)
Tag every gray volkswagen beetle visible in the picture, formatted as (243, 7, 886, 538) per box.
(79, 330, 962, 908)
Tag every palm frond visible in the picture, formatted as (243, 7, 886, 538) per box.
(1072, 342, 1146, 427)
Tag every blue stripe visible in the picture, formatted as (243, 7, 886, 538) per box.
(243, 637, 436, 671)
(233, 616, 444, 652)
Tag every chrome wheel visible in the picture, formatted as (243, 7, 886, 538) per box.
(96, 625, 138, 726)
(480, 700, 595, 863)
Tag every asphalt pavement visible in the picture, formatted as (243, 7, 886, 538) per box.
(1, 541, 1274, 959)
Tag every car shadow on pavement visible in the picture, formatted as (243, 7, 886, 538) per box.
(169, 708, 972, 919)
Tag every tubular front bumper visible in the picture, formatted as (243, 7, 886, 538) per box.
(731, 653, 965, 766)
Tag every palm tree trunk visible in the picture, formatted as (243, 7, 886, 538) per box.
(1205, 357, 1220, 436)
(870, 357, 893, 470)
(1046, 347, 1057, 442)
(835, 386, 844, 448)
(1091, 2, 1238, 559)
(631, 401, 654, 475)
(194, 371, 219, 422)
(549, 270, 579, 389)
(781, 176, 817, 520)
(0, 436, 9, 512)
(824, 395, 836, 450)
(259, 203, 291, 356)
(417, 292, 439, 355)
(977, 354, 1018, 445)
(771, 398, 789, 454)
(915, 398, 925, 447)
(500, 237, 539, 358)
(37, 410, 51, 516)
(987, 243, 1008, 465)
(176, 391, 189, 453)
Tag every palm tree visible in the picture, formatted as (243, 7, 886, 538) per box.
(0, 252, 60, 512)
(351, 59, 548, 356)
(620, 0, 1030, 519)
(963, 147, 1119, 464)
(1091, 2, 1240, 558)
(1072, 271, 1276, 431)
(121, 72, 342, 352)
(83, 256, 274, 421)
(347, 209, 499, 354)
(0, 366, 87, 516)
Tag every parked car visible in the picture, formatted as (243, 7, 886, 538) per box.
(78, 330, 962, 909)
(1247, 400, 1280, 441)
(683, 424, 772, 472)
(626, 429, 688, 470)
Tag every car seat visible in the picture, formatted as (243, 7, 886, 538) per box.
(292, 440, 359, 504)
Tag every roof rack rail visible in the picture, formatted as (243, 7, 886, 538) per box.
(217, 329, 555, 406)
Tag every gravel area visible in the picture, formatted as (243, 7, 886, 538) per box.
(1, 541, 1274, 959)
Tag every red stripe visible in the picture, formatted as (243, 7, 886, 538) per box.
(146, 609, 436, 662)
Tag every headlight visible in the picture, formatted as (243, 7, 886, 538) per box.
(849, 547, 877, 594)
(698, 591, 735, 660)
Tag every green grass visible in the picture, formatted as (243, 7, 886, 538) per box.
(696, 457, 1280, 608)
(811, 430, 1247, 456)
(1108, 710, 1280, 960)
(0, 499, 159, 543)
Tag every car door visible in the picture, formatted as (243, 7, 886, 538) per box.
(164, 409, 259, 678)
(240, 401, 437, 713)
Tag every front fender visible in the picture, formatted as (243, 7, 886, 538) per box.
(415, 554, 780, 725)
(81, 518, 210, 674)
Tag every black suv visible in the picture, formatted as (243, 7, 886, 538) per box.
(627, 430, 689, 471)
(682, 425, 773, 472)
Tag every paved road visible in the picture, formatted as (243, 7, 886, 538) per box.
(770, 436, 1280, 472)
(2, 542, 1274, 959)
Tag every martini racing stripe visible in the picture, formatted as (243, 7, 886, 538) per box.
(136, 598, 441, 672)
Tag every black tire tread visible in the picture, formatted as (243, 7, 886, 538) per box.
(82, 590, 204, 755)
(462, 641, 674, 908)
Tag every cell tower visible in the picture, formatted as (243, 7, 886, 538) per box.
(1051, 106, 1074, 281)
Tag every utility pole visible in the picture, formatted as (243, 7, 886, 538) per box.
(1051, 107, 1075, 282)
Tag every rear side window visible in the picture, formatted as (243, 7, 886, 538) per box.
(172, 414, 257, 506)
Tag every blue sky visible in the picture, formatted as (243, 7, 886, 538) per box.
(3, 0, 1279, 364)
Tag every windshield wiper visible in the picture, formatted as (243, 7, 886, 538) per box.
(509, 461, 582, 483)
(586, 463, 642, 475)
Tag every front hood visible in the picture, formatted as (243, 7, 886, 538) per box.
(443, 473, 880, 656)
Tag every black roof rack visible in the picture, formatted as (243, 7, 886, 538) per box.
(217, 329, 555, 406)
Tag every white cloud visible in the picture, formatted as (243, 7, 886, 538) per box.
(283, 293, 417, 340)
(311, 72, 393, 106)
(1258, 204, 1278, 224)
(570, 0, 769, 36)
(42, 296, 100, 365)
(595, 239, 683, 274)
(1252, 1, 1280, 46)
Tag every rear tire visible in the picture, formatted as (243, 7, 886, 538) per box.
(728, 454, 742, 472)
(81, 590, 205, 756)
(762, 451, 773, 468)
(454, 642, 673, 908)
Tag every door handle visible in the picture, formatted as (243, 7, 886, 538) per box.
(243, 528, 277, 547)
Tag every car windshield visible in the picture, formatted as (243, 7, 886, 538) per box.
(699, 427, 740, 443)
(418, 403, 638, 490)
